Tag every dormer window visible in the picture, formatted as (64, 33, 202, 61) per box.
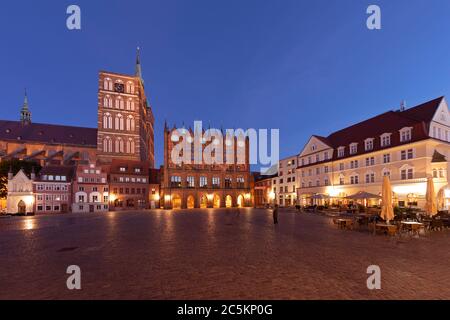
(364, 138, 374, 151)
(337, 147, 345, 157)
(349, 143, 358, 155)
(380, 133, 392, 147)
(399, 127, 412, 142)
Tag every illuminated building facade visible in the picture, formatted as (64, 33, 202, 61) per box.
(297, 97, 450, 209)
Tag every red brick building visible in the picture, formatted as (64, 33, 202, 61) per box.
(253, 174, 276, 208)
(72, 163, 109, 213)
(108, 159, 150, 210)
(33, 166, 74, 214)
(160, 124, 252, 209)
(96, 49, 155, 167)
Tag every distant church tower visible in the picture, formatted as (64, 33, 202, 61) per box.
(20, 89, 31, 125)
(96, 48, 155, 167)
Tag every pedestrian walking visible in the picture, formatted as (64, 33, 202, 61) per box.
(273, 205, 279, 225)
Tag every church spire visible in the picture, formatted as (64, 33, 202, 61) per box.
(135, 47, 144, 86)
(20, 89, 31, 125)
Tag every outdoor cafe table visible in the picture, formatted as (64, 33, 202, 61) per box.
(335, 218, 353, 230)
(400, 221, 424, 235)
(375, 223, 398, 236)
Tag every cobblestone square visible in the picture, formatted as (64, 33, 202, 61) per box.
(1, 208, 449, 299)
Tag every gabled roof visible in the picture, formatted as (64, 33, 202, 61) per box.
(298, 96, 445, 167)
(0, 120, 97, 147)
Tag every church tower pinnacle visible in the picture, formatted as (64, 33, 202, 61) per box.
(20, 89, 31, 125)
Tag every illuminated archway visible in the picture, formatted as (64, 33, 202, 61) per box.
(172, 194, 182, 209)
(17, 200, 26, 214)
(225, 195, 233, 208)
(237, 195, 244, 208)
(187, 195, 195, 209)
(200, 194, 208, 209)
(213, 194, 221, 208)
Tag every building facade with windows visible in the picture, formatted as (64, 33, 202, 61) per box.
(273, 155, 298, 206)
(160, 124, 252, 209)
(33, 166, 74, 214)
(297, 97, 450, 209)
(107, 159, 150, 210)
(72, 163, 109, 213)
(253, 174, 276, 207)
(6, 169, 35, 214)
(97, 49, 155, 167)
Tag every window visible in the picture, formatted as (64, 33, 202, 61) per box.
(186, 176, 195, 188)
(200, 176, 208, 188)
(383, 169, 390, 177)
(301, 159, 305, 166)
(400, 127, 412, 142)
(126, 115, 135, 131)
(350, 175, 359, 184)
(401, 168, 413, 180)
(316, 180, 320, 187)
(316, 167, 320, 175)
(381, 133, 391, 147)
(383, 154, 390, 163)
(365, 157, 375, 166)
(237, 177, 245, 188)
(339, 175, 345, 185)
(115, 114, 124, 130)
(365, 173, 375, 183)
(212, 177, 220, 188)
(349, 143, 358, 155)
(324, 178, 330, 186)
(338, 147, 345, 157)
(115, 138, 124, 153)
(115, 97, 125, 109)
(103, 113, 112, 129)
(104, 78, 113, 91)
(401, 148, 414, 161)
(126, 81, 135, 94)
(439, 168, 445, 178)
(365, 138, 374, 151)
(339, 163, 344, 171)
(350, 160, 358, 169)
(126, 139, 135, 154)
(324, 152, 329, 160)
(316, 154, 320, 162)
(324, 166, 329, 173)
(433, 169, 438, 178)
(170, 176, 181, 188)
(301, 171, 305, 177)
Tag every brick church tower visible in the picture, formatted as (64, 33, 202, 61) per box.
(96, 48, 155, 167)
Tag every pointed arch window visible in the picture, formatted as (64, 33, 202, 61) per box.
(104, 78, 113, 91)
(126, 81, 135, 94)
(103, 113, 112, 129)
(103, 137, 112, 153)
(115, 137, 124, 153)
(126, 115, 135, 131)
(115, 97, 124, 109)
(126, 138, 135, 154)
(115, 114, 124, 130)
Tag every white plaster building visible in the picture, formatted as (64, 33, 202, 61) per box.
(6, 169, 35, 214)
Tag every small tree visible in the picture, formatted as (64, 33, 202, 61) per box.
(0, 159, 42, 198)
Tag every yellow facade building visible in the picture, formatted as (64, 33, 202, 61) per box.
(297, 96, 450, 209)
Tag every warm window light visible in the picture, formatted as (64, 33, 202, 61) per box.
(164, 195, 171, 202)
(268, 191, 275, 200)
(244, 193, 251, 200)
(207, 194, 214, 201)
(110, 194, 117, 202)
(154, 193, 160, 201)
(24, 196, 34, 206)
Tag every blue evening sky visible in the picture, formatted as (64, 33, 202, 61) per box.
(1, 0, 450, 167)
